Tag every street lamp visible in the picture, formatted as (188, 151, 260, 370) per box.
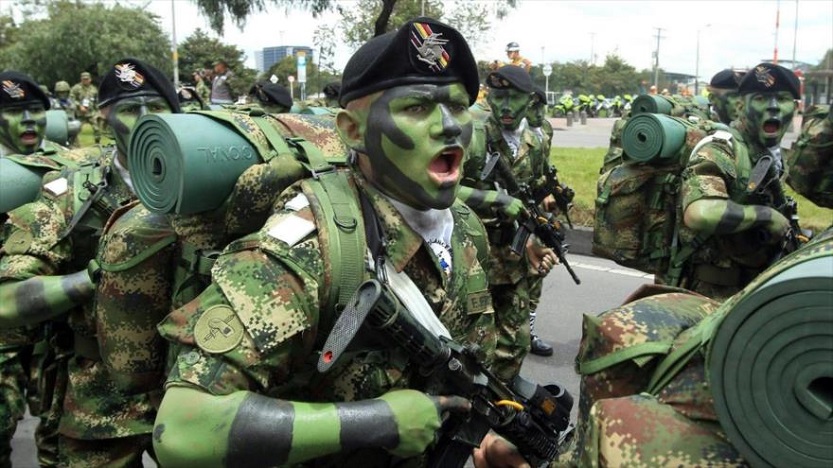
(695, 24, 712, 96)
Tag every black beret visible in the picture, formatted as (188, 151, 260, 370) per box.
(738, 63, 800, 99)
(0, 71, 50, 110)
(98, 58, 180, 112)
(339, 17, 479, 107)
(709, 69, 744, 90)
(323, 82, 341, 99)
(486, 65, 534, 93)
(250, 82, 292, 109)
(531, 85, 546, 103)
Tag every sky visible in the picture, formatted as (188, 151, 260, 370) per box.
(146, 0, 832, 85)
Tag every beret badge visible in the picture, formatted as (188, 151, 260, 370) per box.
(410, 22, 450, 73)
(754, 65, 776, 88)
(2, 80, 25, 100)
(115, 63, 146, 90)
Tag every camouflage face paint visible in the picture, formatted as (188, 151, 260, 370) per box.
(709, 89, 740, 125)
(526, 99, 546, 128)
(362, 83, 473, 210)
(0, 102, 46, 154)
(105, 94, 171, 156)
(487, 88, 532, 130)
(741, 91, 796, 148)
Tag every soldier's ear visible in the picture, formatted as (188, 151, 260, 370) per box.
(336, 109, 365, 150)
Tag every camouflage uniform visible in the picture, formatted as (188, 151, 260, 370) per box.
(461, 117, 549, 380)
(1, 147, 102, 468)
(786, 104, 832, 209)
(158, 171, 497, 466)
(69, 80, 100, 143)
(671, 130, 786, 300)
(0, 149, 146, 466)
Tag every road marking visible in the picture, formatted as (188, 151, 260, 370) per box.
(571, 261, 654, 279)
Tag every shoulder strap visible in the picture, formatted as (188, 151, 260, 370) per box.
(301, 170, 367, 315)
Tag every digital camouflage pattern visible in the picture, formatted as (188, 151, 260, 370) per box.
(460, 117, 550, 381)
(571, 288, 719, 462)
(0, 151, 147, 465)
(156, 171, 496, 466)
(592, 119, 713, 276)
(69, 81, 101, 142)
(0, 144, 102, 467)
(787, 104, 833, 209)
(571, 228, 833, 468)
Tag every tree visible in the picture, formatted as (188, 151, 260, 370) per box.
(192, 0, 334, 35)
(263, 54, 339, 98)
(178, 27, 258, 98)
(337, 0, 517, 49)
(2, 1, 171, 88)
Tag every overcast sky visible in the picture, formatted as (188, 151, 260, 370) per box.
(148, 0, 832, 83)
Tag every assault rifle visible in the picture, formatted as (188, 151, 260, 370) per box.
(494, 157, 581, 285)
(318, 280, 574, 468)
(531, 165, 576, 229)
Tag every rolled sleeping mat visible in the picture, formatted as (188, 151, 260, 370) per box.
(67, 119, 81, 142)
(707, 239, 833, 468)
(631, 94, 674, 115)
(0, 158, 46, 213)
(621, 113, 688, 163)
(128, 113, 259, 215)
(45, 109, 69, 145)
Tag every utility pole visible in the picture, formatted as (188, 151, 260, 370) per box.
(589, 32, 596, 65)
(791, 0, 799, 65)
(774, 0, 781, 64)
(171, 0, 179, 87)
(653, 27, 665, 88)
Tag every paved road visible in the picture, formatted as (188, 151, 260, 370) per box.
(9, 254, 649, 467)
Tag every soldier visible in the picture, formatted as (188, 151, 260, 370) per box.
(668, 63, 801, 300)
(248, 81, 292, 113)
(458, 65, 558, 379)
(707, 68, 745, 125)
(192, 69, 211, 104)
(210, 59, 235, 105)
(69, 71, 100, 144)
(525, 85, 555, 357)
(0, 58, 179, 467)
(0, 70, 105, 467)
(51, 81, 77, 119)
(152, 17, 525, 466)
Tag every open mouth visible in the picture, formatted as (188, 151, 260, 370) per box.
(19, 130, 38, 145)
(763, 119, 781, 135)
(500, 115, 514, 125)
(428, 146, 463, 185)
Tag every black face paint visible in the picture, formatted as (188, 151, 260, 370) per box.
(361, 83, 473, 210)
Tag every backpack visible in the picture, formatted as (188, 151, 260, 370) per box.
(592, 114, 742, 282)
(786, 104, 833, 208)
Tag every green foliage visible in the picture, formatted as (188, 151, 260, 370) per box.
(2, 1, 171, 88)
(262, 55, 340, 98)
(177, 28, 258, 98)
(192, 0, 334, 35)
(337, 0, 516, 49)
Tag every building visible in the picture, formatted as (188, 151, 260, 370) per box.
(255, 46, 314, 72)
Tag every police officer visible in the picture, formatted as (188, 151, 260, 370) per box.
(210, 59, 235, 105)
(671, 63, 802, 300)
(152, 17, 524, 467)
(0, 58, 179, 466)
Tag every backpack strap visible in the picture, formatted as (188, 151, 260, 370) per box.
(301, 170, 367, 316)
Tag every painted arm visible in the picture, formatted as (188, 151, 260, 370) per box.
(457, 186, 526, 220)
(683, 198, 789, 238)
(0, 269, 95, 328)
(153, 385, 469, 467)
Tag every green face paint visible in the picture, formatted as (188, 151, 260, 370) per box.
(741, 91, 796, 148)
(0, 102, 46, 154)
(487, 88, 532, 130)
(362, 83, 473, 210)
(105, 94, 171, 156)
(709, 89, 740, 125)
(526, 99, 546, 128)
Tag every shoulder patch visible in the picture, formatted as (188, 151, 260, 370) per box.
(44, 177, 68, 197)
(194, 305, 245, 354)
(266, 214, 316, 247)
(3, 229, 33, 255)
